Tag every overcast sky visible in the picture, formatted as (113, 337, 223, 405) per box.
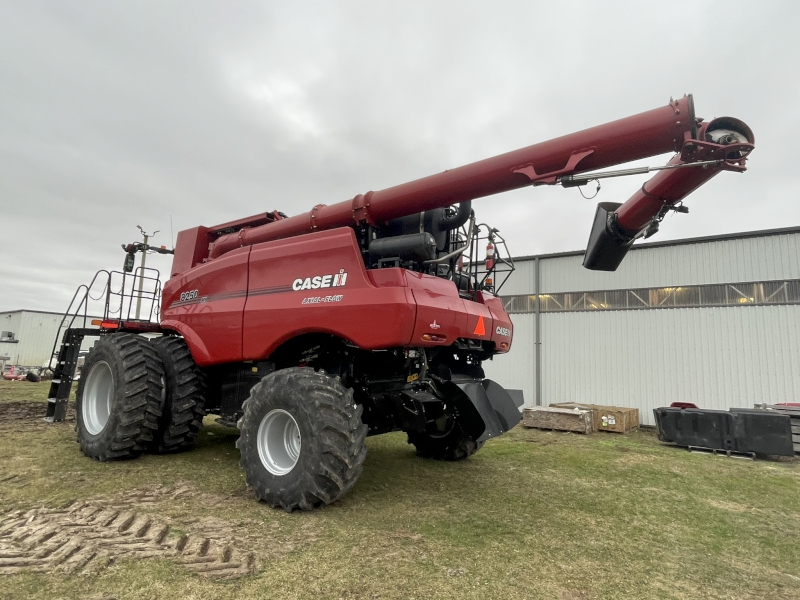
(1, 0, 798, 314)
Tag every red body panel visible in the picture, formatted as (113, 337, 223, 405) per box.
(406, 273, 469, 347)
(162, 247, 250, 366)
(242, 229, 415, 359)
(481, 292, 514, 350)
(171, 226, 210, 278)
(162, 228, 510, 365)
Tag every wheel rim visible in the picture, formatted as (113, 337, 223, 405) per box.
(428, 411, 456, 439)
(257, 409, 301, 476)
(82, 361, 114, 435)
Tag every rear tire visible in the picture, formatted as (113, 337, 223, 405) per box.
(75, 334, 163, 461)
(407, 422, 484, 461)
(149, 336, 207, 453)
(236, 367, 368, 512)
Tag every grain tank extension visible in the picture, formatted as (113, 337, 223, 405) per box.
(47, 95, 754, 511)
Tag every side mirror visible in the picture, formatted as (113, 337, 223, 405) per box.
(123, 252, 136, 273)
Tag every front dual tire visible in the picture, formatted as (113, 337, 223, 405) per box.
(236, 367, 368, 512)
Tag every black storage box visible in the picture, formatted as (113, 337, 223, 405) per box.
(654, 407, 794, 457)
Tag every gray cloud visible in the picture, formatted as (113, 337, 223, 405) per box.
(1, 0, 798, 312)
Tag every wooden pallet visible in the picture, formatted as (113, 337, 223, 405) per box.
(522, 407, 594, 434)
(688, 446, 755, 460)
(550, 403, 639, 433)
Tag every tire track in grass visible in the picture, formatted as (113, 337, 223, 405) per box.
(0, 483, 316, 579)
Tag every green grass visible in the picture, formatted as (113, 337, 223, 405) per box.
(0, 379, 51, 403)
(1, 379, 799, 600)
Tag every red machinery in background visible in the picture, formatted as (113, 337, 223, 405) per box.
(48, 95, 754, 511)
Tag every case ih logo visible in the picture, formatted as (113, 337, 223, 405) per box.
(292, 269, 348, 291)
(496, 326, 511, 337)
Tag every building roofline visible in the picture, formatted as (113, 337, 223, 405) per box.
(512, 226, 800, 262)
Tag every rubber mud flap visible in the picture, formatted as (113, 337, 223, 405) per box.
(504, 388, 525, 410)
(582, 202, 632, 272)
(452, 379, 523, 443)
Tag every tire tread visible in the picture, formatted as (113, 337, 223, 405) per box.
(75, 333, 163, 461)
(149, 336, 207, 453)
(237, 367, 367, 512)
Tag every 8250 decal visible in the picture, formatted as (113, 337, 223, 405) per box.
(179, 289, 199, 302)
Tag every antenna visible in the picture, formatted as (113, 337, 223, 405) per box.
(134, 226, 158, 320)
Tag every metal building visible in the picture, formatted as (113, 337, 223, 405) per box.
(0, 310, 99, 370)
(483, 227, 800, 426)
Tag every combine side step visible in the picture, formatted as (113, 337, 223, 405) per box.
(44, 328, 95, 422)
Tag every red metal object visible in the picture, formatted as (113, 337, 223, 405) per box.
(485, 241, 495, 271)
(2, 366, 26, 381)
(163, 228, 514, 366)
(204, 96, 700, 262)
(670, 402, 699, 409)
(51, 94, 758, 512)
(614, 116, 754, 234)
(163, 94, 753, 368)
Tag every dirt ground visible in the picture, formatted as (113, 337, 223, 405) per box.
(0, 382, 314, 580)
(0, 401, 74, 425)
(0, 391, 316, 583)
(0, 482, 321, 580)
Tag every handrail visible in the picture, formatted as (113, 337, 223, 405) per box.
(45, 267, 165, 373)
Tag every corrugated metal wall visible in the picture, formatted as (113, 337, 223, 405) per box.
(498, 260, 536, 296)
(539, 305, 800, 425)
(484, 313, 536, 404)
(0, 312, 23, 365)
(485, 304, 800, 425)
(538, 232, 800, 293)
(484, 230, 800, 425)
(18, 312, 68, 366)
(0, 311, 99, 367)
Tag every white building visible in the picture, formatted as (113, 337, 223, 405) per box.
(0, 310, 99, 369)
(483, 227, 800, 426)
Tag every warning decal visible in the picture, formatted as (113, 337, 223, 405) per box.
(473, 315, 486, 336)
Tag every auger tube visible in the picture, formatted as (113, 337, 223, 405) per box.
(208, 95, 714, 260)
(583, 115, 754, 271)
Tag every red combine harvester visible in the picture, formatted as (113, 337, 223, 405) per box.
(46, 95, 753, 511)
